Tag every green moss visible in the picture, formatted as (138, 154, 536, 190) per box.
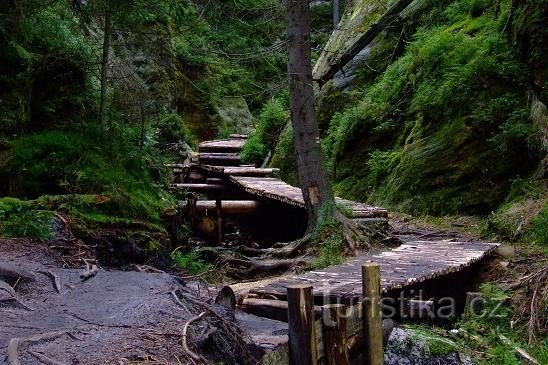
(403, 325, 460, 356)
(321, 0, 539, 215)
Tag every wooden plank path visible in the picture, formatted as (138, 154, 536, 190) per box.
(171, 135, 501, 363)
(229, 175, 388, 218)
(247, 238, 499, 303)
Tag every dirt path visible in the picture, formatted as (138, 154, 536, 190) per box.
(0, 239, 253, 365)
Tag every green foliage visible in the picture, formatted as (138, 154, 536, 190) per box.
(0, 125, 173, 222)
(241, 135, 268, 166)
(155, 111, 195, 148)
(524, 205, 548, 245)
(456, 282, 548, 365)
(171, 250, 212, 276)
(0, 197, 55, 239)
(241, 98, 288, 165)
(321, 0, 539, 215)
(270, 126, 299, 186)
(311, 205, 345, 269)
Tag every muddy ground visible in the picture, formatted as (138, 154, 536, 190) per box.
(0, 239, 257, 365)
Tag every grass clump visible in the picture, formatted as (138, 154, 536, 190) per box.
(0, 125, 174, 224)
(311, 205, 345, 269)
(171, 250, 213, 276)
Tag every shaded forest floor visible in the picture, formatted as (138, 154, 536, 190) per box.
(0, 238, 256, 365)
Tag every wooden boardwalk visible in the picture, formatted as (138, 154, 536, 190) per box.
(171, 135, 501, 362)
(247, 238, 498, 302)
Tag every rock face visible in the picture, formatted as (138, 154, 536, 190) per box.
(385, 327, 473, 365)
(306, 0, 545, 215)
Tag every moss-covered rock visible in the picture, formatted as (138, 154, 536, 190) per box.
(309, 0, 545, 215)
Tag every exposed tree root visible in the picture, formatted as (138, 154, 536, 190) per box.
(7, 330, 70, 365)
(170, 290, 191, 315)
(28, 350, 69, 365)
(0, 279, 34, 311)
(223, 256, 308, 278)
(182, 312, 206, 361)
(236, 234, 312, 259)
(38, 271, 62, 294)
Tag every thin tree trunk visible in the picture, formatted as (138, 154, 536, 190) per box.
(333, 0, 340, 28)
(99, 12, 111, 136)
(287, 0, 335, 232)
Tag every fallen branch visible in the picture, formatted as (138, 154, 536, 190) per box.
(7, 330, 70, 365)
(498, 334, 539, 365)
(28, 350, 69, 365)
(80, 261, 98, 282)
(182, 312, 206, 361)
(38, 271, 62, 294)
(171, 290, 191, 315)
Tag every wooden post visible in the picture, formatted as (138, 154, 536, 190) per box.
(287, 285, 317, 365)
(322, 304, 349, 365)
(216, 199, 224, 244)
(362, 262, 383, 365)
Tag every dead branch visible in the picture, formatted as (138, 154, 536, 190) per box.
(28, 350, 69, 365)
(38, 271, 62, 294)
(80, 261, 98, 282)
(171, 290, 191, 315)
(498, 334, 540, 365)
(182, 312, 206, 361)
(132, 264, 165, 273)
(7, 330, 70, 365)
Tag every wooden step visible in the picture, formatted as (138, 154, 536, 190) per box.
(199, 138, 246, 153)
(198, 153, 241, 166)
(172, 183, 226, 193)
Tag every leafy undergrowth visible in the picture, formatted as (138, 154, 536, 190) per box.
(171, 250, 213, 277)
(0, 197, 56, 240)
(455, 280, 548, 365)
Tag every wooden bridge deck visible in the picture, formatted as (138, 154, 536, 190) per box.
(229, 175, 388, 218)
(247, 238, 498, 303)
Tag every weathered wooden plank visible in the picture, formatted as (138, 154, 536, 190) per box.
(249, 239, 499, 301)
(199, 138, 246, 153)
(229, 176, 387, 218)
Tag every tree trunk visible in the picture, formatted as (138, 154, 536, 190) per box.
(99, 12, 111, 136)
(333, 0, 340, 28)
(287, 0, 335, 232)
